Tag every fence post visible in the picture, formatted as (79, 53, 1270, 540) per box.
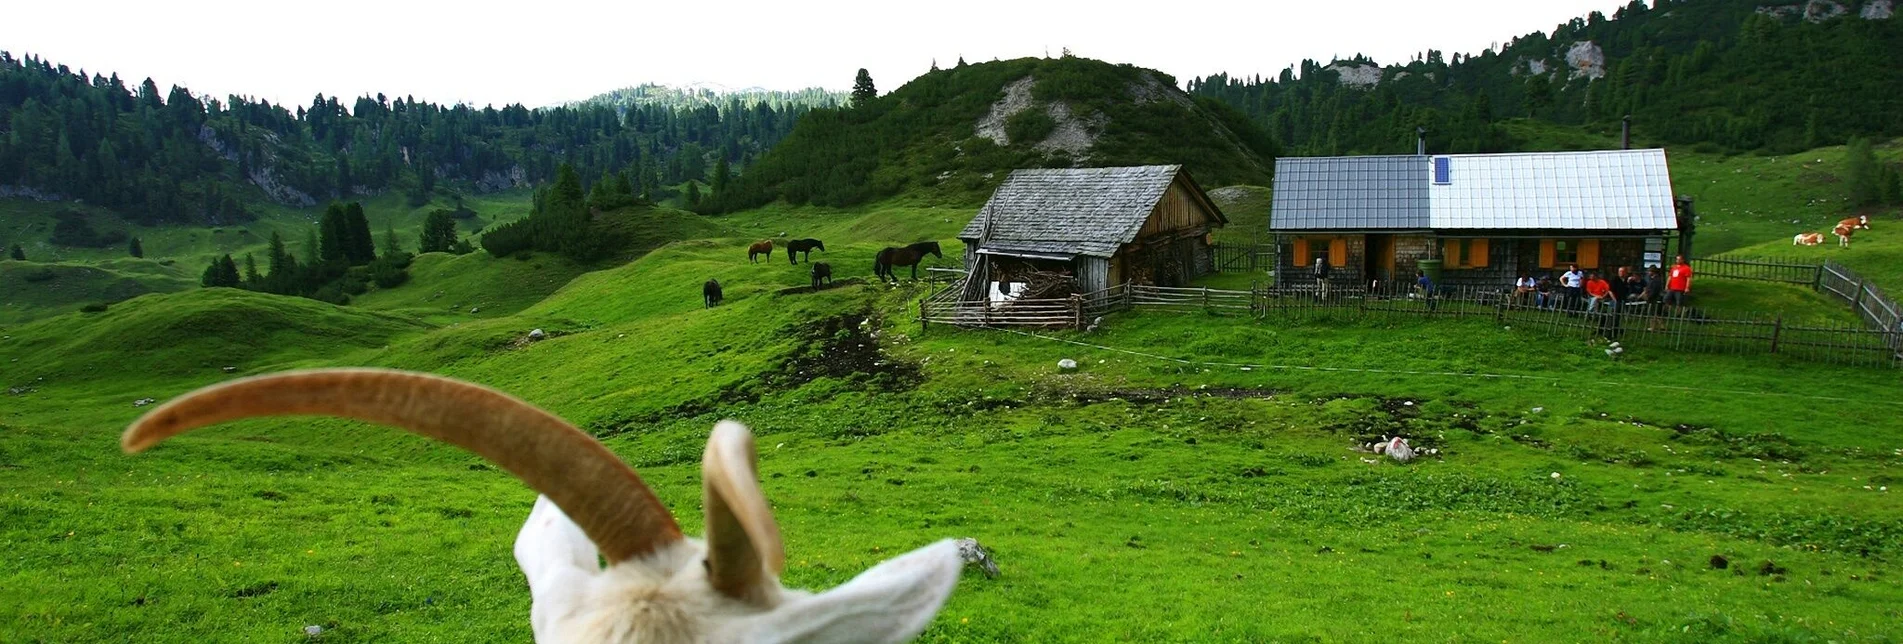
(1202, 286, 1210, 310)
(919, 298, 929, 332)
(1770, 314, 1782, 354)
(1854, 278, 1868, 312)
(1069, 294, 1085, 329)
(1812, 263, 1824, 291)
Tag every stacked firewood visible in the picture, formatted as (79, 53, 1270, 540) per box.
(1014, 270, 1079, 300)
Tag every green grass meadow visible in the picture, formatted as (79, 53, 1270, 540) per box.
(4, 134, 1903, 641)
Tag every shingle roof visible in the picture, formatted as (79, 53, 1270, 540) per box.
(1270, 156, 1428, 230)
(959, 165, 1217, 258)
(1271, 149, 1678, 231)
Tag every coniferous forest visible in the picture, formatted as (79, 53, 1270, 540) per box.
(0, 51, 815, 225)
(1188, 0, 1903, 156)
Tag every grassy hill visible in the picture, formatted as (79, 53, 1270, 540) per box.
(708, 56, 1280, 212)
(4, 181, 1902, 640)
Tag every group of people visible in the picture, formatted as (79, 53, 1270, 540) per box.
(1512, 255, 1694, 322)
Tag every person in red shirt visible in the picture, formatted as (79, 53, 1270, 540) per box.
(1584, 271, 1615, 313)
(1666, 255, 1693, 312)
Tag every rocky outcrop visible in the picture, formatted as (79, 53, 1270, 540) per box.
(1757, 0, 1889, 20)
(975, 77, 1037, 146)
(1804, 0, 1850, 21)
(0, 185, 64, 201)
(246, 166, 317, 207)
(1325, 62, 1382, 89)
(1566, 42, 1606, 80)
(1033, 102, 1102, 160)
(196, 125, 239, 162)
(476, 165, 529, 193)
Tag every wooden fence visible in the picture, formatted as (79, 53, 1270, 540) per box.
(1692, 256, 1820, 285)
(1209, 243, 1273, 273)
(919, 284, 1129, 329)
(1248, 284, 1900, 368)
(917, 266, 1901, 367)
(1818, 260, 1903, 335)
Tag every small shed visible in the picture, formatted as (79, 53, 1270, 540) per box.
(958, 165, 1226, 301)
(1270, 149, 1685, 288)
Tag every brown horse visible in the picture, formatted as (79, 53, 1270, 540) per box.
(785, 238, 825, 264)
(747, 240, 774, 263)
(874, 241, 943, 282)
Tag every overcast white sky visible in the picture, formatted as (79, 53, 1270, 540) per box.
(3, 0, 1629, 108)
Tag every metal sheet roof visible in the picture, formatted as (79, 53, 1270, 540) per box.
(958, 165, 1215, 258)
(1271, 149, 1678, 231)
(1270, 155, 1428, 230)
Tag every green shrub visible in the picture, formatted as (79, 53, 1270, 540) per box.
(79, 302, 110, 313)
(23, 268, 56, 283)
(1005, 108, 1057, 145)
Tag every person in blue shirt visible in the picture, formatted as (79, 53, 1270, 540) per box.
(1415, 270, 1437, 311)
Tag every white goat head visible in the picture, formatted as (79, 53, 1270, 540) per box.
(123, 368, 965, 643)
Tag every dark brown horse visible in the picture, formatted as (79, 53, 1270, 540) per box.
(702, 279, 723, 308)
(747, 240, 773, 263)
(874, 241, 942, 282)
(810, 262, 833, 290)
(785, 238, 825, 264)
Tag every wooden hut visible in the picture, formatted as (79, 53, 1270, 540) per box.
(1269, 149, 1686, 289)
(957, 165, 1226, 301)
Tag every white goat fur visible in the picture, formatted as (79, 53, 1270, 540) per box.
(516, 497, 963, 643)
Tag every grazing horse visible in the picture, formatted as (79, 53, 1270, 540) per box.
(810, 262, 833, 290)
(702, 279, 723, 308)
(874, 241, 943, 282)
(747, 240, 774, 263)
(785, 238, 826, 264)
(1794, 232, 1824, 246)
(1834, 215, 1870, 248)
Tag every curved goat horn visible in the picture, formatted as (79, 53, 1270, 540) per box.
(702, 420, 785, 603)
(123, 368, 682, 563)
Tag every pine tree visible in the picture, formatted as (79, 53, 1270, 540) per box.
(384, 222, 402, 256)
(851, 69, 877, 108)
(266, 232, 290, 279)
(421, 209, 458, 253)
(1879, 164, 1903, 206)
(712, 157, 730, 197)
(344, 202, 375, 264)
(1846, 137, 1879, 207)
(685, 181, 702, 208)
(201, 254, 241, 287)
(8, 244, 24, 261)
(127, 237, 143, 258)
(243, 253, 262, 287)
(319, 203, 348, 263)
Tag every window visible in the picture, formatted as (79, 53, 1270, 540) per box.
(1290, 237, 1346, 267)
(1433, 157, 1451, 185)
(1554, 240, 1578, 265)
(1539, 239, 1600, 269)
(1443, 238, 1489, 268)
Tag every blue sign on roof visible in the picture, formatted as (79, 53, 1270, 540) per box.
(1432, 157, 1451, 185)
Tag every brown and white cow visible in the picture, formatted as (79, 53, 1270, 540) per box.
(1834, 215, 1871, 248)
(1794, 232, 1824, 246)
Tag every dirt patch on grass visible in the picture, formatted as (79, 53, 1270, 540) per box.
(764, 312, 921, 391)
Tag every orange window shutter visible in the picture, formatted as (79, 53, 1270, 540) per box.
(1443, 239, 1461, 267)
(1470, 238, 1490, 267)
(1539, 239, 1556, 268)
(1292, 238, 1310, 267)
(1579, 239, 1601, 269)
(1329, 238, 1347, 267)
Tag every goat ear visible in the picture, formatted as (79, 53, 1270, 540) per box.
(703, 420, 784, 604)
(724, 539, 965, 644)
(514, 495, 601, 588)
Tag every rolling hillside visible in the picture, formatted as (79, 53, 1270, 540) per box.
(705, 56, 1281, 212)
